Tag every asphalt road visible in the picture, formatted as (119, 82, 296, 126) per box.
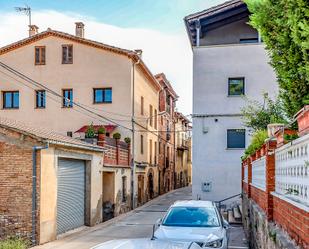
(34, 187, 248, 249)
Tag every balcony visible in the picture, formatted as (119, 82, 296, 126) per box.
(177, 139, 189, 151)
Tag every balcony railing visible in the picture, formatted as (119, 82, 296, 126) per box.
(252, 156, 266, 191)
(275, 134, 309, 206)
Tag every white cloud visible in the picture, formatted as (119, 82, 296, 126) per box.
(0, 10, 193, 115)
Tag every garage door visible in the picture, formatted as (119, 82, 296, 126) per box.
(57, 158, 86, 235)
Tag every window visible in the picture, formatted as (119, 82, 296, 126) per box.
(94, 88, 112, 103)
(67, 131, 73, 137)
(227, 129, 246, 149)
(3, 91, 19, 109)
(149, 105, 153, 127)
(154, 109, 157, 130)
(228, 78, 245, 96)
(141, 96, 144, 115)
(62, 45, 73, 64)
(35, 46, 46, 65)
(154, 141, 157, 165)
(35, 90, 46, 108)
(149, 139, 153, 164)
(122, 176, 127, 202)
(140, 135, 144, 154)
(159, 141, 161, 154)
(62, 89, 73, 108)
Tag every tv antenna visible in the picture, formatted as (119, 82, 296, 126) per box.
(15, 5, 32, 26)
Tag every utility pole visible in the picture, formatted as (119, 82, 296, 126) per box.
(15, 5, 32, 27)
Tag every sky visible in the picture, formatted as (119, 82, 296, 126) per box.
(0, 0, 226, 115)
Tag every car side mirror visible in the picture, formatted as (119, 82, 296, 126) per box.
(156, 218, 162, 227)
(223, 219, 230, 229)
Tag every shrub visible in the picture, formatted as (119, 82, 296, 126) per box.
(85, 123, 95, 138)
(124, 137, 131, 144)
(242, 130, 268, 160)
(0, 238, 29, 249)
(113, 132, 121, 140)
(97, 127, 106, 134)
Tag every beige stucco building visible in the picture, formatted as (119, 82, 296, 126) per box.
(0, 23, 161, 206)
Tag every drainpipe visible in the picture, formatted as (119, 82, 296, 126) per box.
(195, 19, 201, 47)
(32, 144, 49, 246)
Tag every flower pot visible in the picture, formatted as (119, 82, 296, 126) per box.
(295, 105, 309, 137)
(275, 129, 298, 148)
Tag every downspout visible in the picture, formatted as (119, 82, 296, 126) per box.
(32, 144, 49, 246)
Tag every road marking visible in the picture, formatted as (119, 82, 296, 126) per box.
(228, 246, 248, 249)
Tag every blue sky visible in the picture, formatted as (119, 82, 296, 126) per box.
(0, 0, 225, 33)
(0, 0, 226, 116)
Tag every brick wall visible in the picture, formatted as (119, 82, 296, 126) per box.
(0, 129, 41, 243)
(251, 185, 268, 214)
(102, 137, 129, 167)
(273, 196, 309, 248)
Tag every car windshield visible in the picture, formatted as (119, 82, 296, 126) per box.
(162, 207, 220, 227)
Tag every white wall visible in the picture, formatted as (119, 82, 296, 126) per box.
(192, 44, 277, 202)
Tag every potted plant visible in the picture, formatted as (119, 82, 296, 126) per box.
(98, 127, 106, 141)
(294, 105, 309, 136)
(124, 137, 131, 144)
(113, 132, 121, 140)
(275, 128, 298, 147)
(85, 123, 97, 144)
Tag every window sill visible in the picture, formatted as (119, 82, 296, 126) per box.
(62, 62, 73, 64)
(35, 107, 46, 109)
(35, 63, 46, 66)
(62, 106, 73, 109)
(227, 95, 245, 97)
(226, 148, 245, 150)
(2, 107, 19, 110)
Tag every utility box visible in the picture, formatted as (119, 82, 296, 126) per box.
(202, 181, 212, 192)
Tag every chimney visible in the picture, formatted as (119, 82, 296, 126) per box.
(134, 49, 143, 58)
(75, 22, 85, 38)
(29, 25, 39, 37)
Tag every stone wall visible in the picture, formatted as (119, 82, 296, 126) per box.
(242, 193, 300, 249)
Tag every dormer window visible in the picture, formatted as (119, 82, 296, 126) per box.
(35, 46, 46, 65)
(62, 45, 73, 64)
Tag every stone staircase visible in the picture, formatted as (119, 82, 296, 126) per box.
(219, 198, 243, 225)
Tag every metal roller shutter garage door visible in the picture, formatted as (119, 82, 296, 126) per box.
(57, 158, 86, 235)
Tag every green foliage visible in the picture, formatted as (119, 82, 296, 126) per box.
(85, 123, 95, 138)
(97, 127, 106, 134)
(113, 132, 121, 140)
(242, 130, 268, 160)
(241, 94, 287, 132)
(283, 133, 299, 142)
(245, 0, 309, 118)
(0, 238, 29, 249)
(124, 137, 131, 144)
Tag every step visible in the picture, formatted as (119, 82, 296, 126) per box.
(238, 204, 243, 216)
(233, 206, 242, 221)
(228, 209, 242, 225)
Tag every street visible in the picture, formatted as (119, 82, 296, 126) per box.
(35, 187, 248, 249)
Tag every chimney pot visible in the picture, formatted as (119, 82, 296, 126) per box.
(75, 22, 85, 38)
(134, 49, 143, 58)
(29, 25, 39, 37)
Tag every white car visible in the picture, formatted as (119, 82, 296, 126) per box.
(154, 200, 229, 248)
(91, 238, 201, 249)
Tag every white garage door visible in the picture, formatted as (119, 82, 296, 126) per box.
(57, 158, 86, 235)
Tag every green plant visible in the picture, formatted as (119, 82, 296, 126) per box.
(269, 230, 277, 243)
(97, 127, 106, 134)
(243, 130, 268, 159)
(85, 123, 95, 138)
(285, 188, 299, 195)
(0, 237, 29, 249)
(241, 94, 287, 133)
(283, 133, 299, 142)
(124, 137, 131, 144)
(245, 0, 309, 118)
(113, 132, 121, 140)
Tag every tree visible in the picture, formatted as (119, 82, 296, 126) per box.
(245, 0, 309, 118)
(241, 93, 287, 133)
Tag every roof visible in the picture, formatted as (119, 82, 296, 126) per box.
(0, 116, 104, 152)
(0, 28, 161, 92)
(75, 124, 117, 133)
(175, 112, 191, 124)
(172, 200, 215, 208)
(155, 73, 178, 99)
(184, 0, 248, 46)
